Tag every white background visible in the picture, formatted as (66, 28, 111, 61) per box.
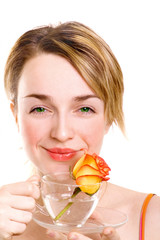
(0, 0, 159, 195)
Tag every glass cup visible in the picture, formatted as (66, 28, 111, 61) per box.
(40, 172, 105, 227)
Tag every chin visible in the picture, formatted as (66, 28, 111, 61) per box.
(40, 163, 71, 175)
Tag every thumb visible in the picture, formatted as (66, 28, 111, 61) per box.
(27, 175, 41, 185)
(26, 175, 41, 199)
(102, 228, 120, 240)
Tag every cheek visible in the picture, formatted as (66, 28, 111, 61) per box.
(18, 117, 45, 149)
(80, 118, 106, 153)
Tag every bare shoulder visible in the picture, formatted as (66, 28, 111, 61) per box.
(146, 195, 160, 240)
(147, 195, 160, 223)
(100, 184, 159, 240)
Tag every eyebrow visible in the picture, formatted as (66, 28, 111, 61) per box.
(73, 94, 100, 102)
(23, 94, 51, 101)
(23, 93, 100, 101)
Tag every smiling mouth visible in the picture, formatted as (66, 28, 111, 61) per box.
(46, 148, 78, 162)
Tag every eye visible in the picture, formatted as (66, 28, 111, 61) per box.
(31, 107, 46, 113)
(79, 107, 95, 114)
(80, 107, 90, 113)
(29, 106, 53, 118)
(30, 106, 51, 116)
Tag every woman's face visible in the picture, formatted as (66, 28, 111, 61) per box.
(13, 54, 109, 174)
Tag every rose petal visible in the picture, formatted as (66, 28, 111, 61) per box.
(76, 175, 102, 194)
(73, 153, 99, 177)
(72, 154, 86, 177)
(93, 153, 111, 175)
(76, 165, 104, 179)
(82, 154, 99, 170)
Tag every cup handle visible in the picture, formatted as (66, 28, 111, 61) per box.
(35, 202, 49, 216)
(33, 180, 49, 216)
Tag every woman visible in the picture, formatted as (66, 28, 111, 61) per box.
(1, 21, 160, 240)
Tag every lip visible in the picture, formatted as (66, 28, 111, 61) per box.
(46, 148, 78, 162)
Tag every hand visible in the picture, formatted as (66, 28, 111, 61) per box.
(0, 175, 40, 239)
(46, 227, 120, 240)
(68, 228, 120, 240)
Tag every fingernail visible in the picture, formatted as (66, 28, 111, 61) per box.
(32, 180, 41, 186)
(46, 229, 56, 237)
(103, 228, 112, 235)
(68, 233, 79, 240)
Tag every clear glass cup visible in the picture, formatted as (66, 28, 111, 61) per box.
(40, 172, 105, 227)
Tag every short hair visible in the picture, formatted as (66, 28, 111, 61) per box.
(4, 21, 124, 132)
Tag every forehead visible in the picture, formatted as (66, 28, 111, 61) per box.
(18, 53, 96, 98)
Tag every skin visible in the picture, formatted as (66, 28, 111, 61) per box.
(16, 53, 110, 174)
(0, 175, 40, 239)
(1, 54, 160, 240)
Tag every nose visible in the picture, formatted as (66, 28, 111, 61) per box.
(50, 113, 74, 142)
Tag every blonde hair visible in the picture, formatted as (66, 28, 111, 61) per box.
(4, 21, 125, 132)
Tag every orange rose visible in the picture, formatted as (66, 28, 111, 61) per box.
(72, 150, 111, 194)
(54, 151, 111, 221)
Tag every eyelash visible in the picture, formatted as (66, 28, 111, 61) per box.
(78, 106, 95, 114)
(29, 106, 95, 116)
(30, 106, 48, 115)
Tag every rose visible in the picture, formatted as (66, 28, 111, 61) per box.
(54, 150, 110, 221)
(72, 150, 111, 194)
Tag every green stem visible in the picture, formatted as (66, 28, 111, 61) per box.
(54, 187, 81, 221)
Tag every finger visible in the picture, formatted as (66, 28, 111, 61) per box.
(9, 220, 27, 235)
(0, 218, 26, 237)
(26, 175, 41, 198)
(27, 175, 41, 185)
(68, 232, 91, 240)
(3, 181, 40, 199)
(47, 229, 67, 239)
(9, 207, 32, 224)
(0, 232, 12, 240)
(102, 227, 120, 240)
(9, 195, 36, 210)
